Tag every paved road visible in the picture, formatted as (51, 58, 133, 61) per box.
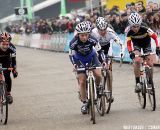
(1, 47, 160, 130)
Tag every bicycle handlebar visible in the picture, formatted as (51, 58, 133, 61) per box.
(107, 55, 123, 67)
(0, 68, 13, 71)
(107, 55, 122, 59)
(76, 66, 102, 71)
(135, 52, 156, 58)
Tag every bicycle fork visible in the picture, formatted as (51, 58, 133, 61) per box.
(140, 64, 151, 90)
(87, 71, 97, 103)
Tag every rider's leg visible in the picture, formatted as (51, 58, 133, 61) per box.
(92, 53, 102, 87)
(93, 68, 102, 86)
(77, 73, 88, 114)
(3, 70, 12, 93)
(132, 50, 142, 93)
(4, 70, 13, 104)
(77, 73, 87, 102)
(133, 50, 141, 84)
(146, 54, 156, 83)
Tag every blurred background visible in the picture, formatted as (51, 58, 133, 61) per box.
(0, 0, 159, 34)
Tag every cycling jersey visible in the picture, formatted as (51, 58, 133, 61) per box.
(69, 35, 105, 67)
(0, 43, 16, 68)
(91, 27, 123, 54)
(127, 26, 159, 53)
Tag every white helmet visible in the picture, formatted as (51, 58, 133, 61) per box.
(128, 12, 142, 26)
(96, 17, 108, 30)
(75, 21, 91, 34)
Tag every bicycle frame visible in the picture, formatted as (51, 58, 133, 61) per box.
(76, 66, 102, 102)
(0, 64, 5, 82)
(86, 69, 97, 101)
(136, 53, 154, 89)
(135, 52, 156, 110)
(76, 66, 102, 124)
(0, 64, 10, 125)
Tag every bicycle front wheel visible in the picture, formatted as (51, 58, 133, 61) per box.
(89, 77, 96, 124)
(0, 82, 8, 125)
(138, 77, 146, 109)
(147, 80, 156, 111)
(145, 68, 156, 111)
(105, 70, 112, 114)
(96, 92, 105, 116)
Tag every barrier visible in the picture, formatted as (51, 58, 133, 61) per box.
(11, 33, 160, 65)
(11, 33, 68, 52)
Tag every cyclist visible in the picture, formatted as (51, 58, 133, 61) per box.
(69, 21, 106, 114)
(91, 17, 125, 101)
(126, 12, 160, 92)
(0, 32, 18, 104)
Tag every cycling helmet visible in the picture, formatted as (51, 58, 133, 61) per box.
(75, 21, 91, 34)
(84, 21, 92, 28)
(96, 17, 108, 30)
(128, 12, 142, 26)
(0, 32, 12, 42)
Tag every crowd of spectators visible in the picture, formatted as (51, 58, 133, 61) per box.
(4, 1, 160, 35)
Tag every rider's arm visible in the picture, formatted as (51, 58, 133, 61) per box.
(10, 43, 17, 68)
(95, 42, 105, 62)
(69, 49, 76, 65)
(147, 28, 160, 47)
(108, 29, 124, 49)
(126, 36, 133, 53)
(113, 35, 123, 46)
(69, 37, 78, 65)
(111, 32, 125, 56)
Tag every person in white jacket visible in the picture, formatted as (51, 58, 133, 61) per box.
(91, 17, 125, 102)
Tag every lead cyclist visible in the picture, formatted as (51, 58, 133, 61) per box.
(69, 21, 106, 114)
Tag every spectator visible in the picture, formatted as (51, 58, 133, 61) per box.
(66, 19, 74, 33)
(4, 2, 160, 35)
(25, 24, 32, 34)
(135, 1, 146, 13)
(152, 13, 160, 33)
(111, 15, 124, 34)
(152, 2, 159, 13)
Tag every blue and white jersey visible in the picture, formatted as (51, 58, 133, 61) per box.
(69, 35, 105, 65)
(69, 35, 101, 56)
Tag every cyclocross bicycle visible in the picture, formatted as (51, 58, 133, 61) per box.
(0, 63, 13, 125)
(96, 55, 123, 116)
(135, 53, 156, 111)
(77, 64, 102, 124)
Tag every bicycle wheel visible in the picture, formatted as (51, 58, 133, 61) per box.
(0, 82, 8, 125)
(89, 77, 96, 124)
(105, 70, 112, 114)
(138, 77, 146, 109)
(96, 87, 105, 116)
(146, 68, 156, 111)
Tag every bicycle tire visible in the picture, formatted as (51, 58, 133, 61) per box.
(145, 68, 156, 111)
(0, 82, 8, 125)
(105, 70, 112, 114)
(96, 93, 105, 116)
(138, 77, 146, 109)
(89, 77, 96, 124)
